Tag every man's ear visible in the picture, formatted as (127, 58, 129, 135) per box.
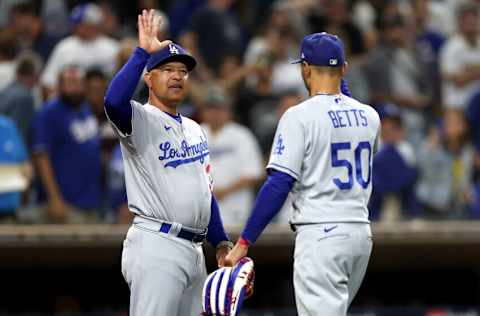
(341, 62, 348, 77)
(302, 62, 311, 80)
(144, 72, 152, 89)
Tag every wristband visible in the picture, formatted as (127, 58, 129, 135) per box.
(238, 237, 250, 247)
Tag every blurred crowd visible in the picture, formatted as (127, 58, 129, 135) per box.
(1, 0, 480, 225)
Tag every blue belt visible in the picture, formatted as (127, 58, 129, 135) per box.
(159, 223, 207, 243)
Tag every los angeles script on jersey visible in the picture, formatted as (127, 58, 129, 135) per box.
(158, 137, 209, 168)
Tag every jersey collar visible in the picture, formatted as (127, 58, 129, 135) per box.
(145, 103, 183, 125)
(164, 111, 182, 124)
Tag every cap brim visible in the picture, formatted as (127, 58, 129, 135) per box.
(290, 58, 303, 64)
(148, 54, 197, 71)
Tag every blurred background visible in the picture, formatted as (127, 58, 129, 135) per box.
(1, 0, 480, 315)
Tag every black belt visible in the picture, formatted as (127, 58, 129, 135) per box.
(159, 222, 207, 243)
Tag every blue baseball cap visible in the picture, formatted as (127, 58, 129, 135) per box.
(376, 103, 402, 122)
(291, 32, 345, 67)
(70, 3, 102, 27)
(146, 43, 197, 72)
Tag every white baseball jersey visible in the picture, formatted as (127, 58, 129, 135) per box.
(440, 34, 480, 109)
(41, 35, 119, 88)
(201, 122, 264, 225)
(267, 94, 380, 225)
(109, 101, 212, 230)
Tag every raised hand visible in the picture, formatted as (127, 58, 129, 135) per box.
(138, 9, 171, 54)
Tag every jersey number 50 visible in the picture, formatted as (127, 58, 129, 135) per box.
(331, 141, 372, 190)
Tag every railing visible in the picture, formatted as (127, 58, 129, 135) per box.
(1, 221, 480, 267)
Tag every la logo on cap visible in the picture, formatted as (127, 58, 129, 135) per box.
(169, 44, 179, 55)
(329, 59, 338, 65)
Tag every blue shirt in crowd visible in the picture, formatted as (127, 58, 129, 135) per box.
(466, 91, 480, 150)
(107, 144, 127, 212)
(31, 98, 101, 210)
(0, 115, 28, 213)
(369, 143, 419, 220)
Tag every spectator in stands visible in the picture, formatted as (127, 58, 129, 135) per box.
(440, 2, 480, 109)
(85, 68, 107, 121)
(244, 4, 289, 68)
(107, 144, 130, 224)
(421, 0, 457, 37)
(39, 0, 70, 38)
(236, 49, 279, 128)
(217, 53, 257, 97)
(201, 85, 264, 225)
(188, 52, 259, 121)
(416, 109, 475, 218)
(96, 0, 127, 40)
(364, 14, 432, 147)
(351, 0, 377, 51)
(307, 0, 367, 59)
(179, 0, 244, 77)
(153, 8, 170, 42)
(250, 89, 303, 157)
(369, 104, 419, 221)
(244, 12, 304, 97)
(259, 0, 307, 43)
(9, 1, 61, 63)
(40, 3, 119, 96)
(0, 28, 17, 92)
(0, 115, 33, 224)
(0, 0, 20, 27)
(466, 89, 480, 153)
(32, 65, 102, 224)
(412, 0, 446, 112)
(0, 52, 41, 145)
(167, 0, 205, 39)
(85, 68, 116, 156)
(116, 37, 138, 71)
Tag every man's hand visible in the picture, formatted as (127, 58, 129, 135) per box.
(224, 240, 249, 267)
(138, 9, 171, 54)
(48, 196, 67, 223)
(216, 244, 230, 267)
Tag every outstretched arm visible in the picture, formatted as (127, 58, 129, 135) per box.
(224, 170, 295, 266)
(104, 9, 171, 135)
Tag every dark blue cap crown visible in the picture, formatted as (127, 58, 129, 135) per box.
(292, 32, 345, 67)
(376, 103, 401, 121)
(146, 43, 197, 71)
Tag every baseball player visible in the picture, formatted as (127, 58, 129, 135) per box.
(224, 32, 381, 315)
(104, 10, 233, 316)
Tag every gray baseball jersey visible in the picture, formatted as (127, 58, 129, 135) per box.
(268, 93, 379, 315)
(267, 93, 380, 224)
(111, 100, 212, 229)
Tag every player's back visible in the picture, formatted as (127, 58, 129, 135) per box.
(268, 94, 380, 225)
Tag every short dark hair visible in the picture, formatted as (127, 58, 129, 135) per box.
(10, 1, 40, 17)
(381, 14, 405, 31)
(85, 67, 107, 81)
(16, 52, 41, 77)
(57, 64, 84, 85)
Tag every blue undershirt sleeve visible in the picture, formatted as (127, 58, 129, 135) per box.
(341, 78, 352, 97)
(104, 47, 150, 135)
(206, 194, 229, 247)
(241, 170, 296, 244)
